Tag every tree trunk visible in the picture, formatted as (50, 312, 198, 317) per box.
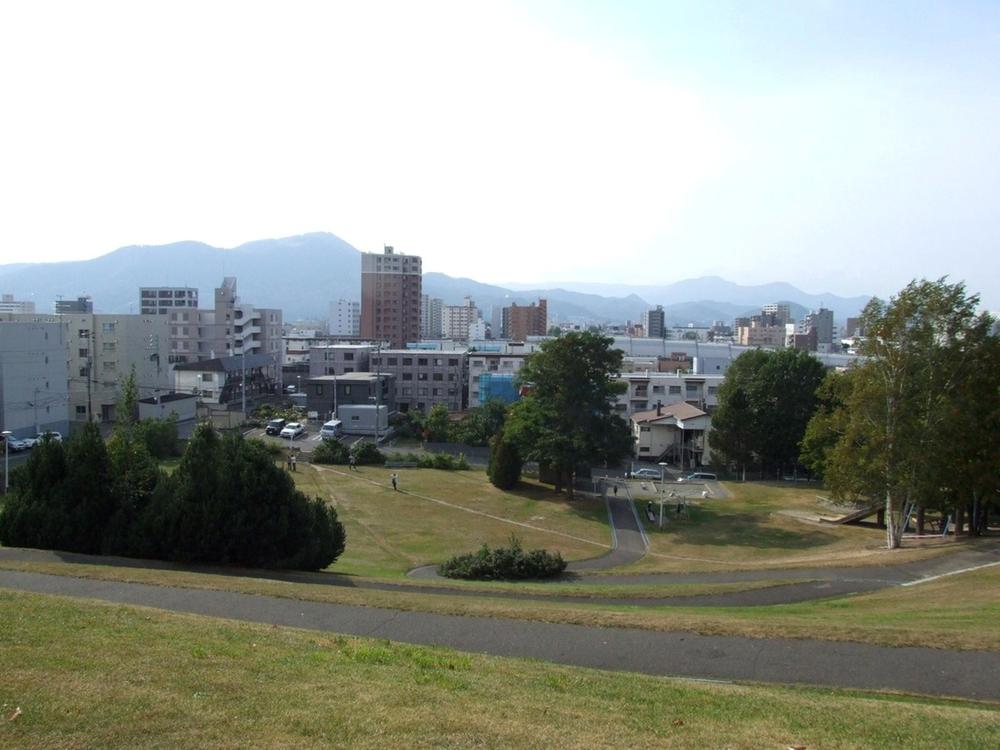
(955, 505, 965, 537)
(885, 491, 902, 549)
(916, 506, 925, 535)
(565, 469, 575, 500)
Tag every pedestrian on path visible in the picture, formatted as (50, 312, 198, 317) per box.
(613, 484, 618, 496)
(391, 473, 398, 491)
(290, 453, 297, 472)
(349, 455, 357, 471)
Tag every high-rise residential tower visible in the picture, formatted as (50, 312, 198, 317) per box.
(360, 245, 422, 348)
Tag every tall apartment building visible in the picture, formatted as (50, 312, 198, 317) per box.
(642, 305, 666, 339)
(800, 308, 834, 346)
(501, 299, 547, 341)
(360, 245, 422, 348)
(211, 277, 283, 359)
(0, 294, 35, 314)
(762, 303, 792, 325)
(55, 296, 93, 314)
(442, 296, 480, 341)
(329, 299, 360, 336)
(0, 319, 69, 437)
(139, 287, 199, 316)
(420, 295, 443, 339)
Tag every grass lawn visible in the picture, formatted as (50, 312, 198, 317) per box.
(626, 481, 950, 572)
(291, 464, 611, 577)
(2, 590, 997, 750)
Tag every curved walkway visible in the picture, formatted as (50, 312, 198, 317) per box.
(1, 567, 998, 701)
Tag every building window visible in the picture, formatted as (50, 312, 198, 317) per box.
(708, 386, 718, 395)
(418, 358, 428, 366)
(344, 385, 351, 395)
(79, 367, 87, 377)
(432, 373, 443, 381)
(387, 357, 396, 365)
(449, 358, 458, 366)
(76, 405, 87, 416)
(403, 358, 413, 365)
(102, 342, 116, 352)
(315, 385, 323, 395)
(402, 373, 413, 381)
(78, 348, 88, 358)
(686, 384, 698, 392)
(669, 386, 681, 394)
(418, 373, 428, 381)
(345, 353, 355, 361)
(101, 322, 115, 335)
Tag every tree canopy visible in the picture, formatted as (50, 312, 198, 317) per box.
(709, 347, 827, 478)
(504, 331, 631, 496)
(802, 278, 999, 548)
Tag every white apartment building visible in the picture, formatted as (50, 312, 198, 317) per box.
(0, 319, 69, 438)
(615, 371, 725, 418)
(442, 297, 480, 341)
(420, 295, 443, 339)
(0, 294, 36, 314)
(330, 299, 360, 337)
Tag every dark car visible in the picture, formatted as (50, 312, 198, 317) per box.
(265, 418, 287, 436)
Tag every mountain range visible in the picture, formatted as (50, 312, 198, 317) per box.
(0, 232, 871, 324)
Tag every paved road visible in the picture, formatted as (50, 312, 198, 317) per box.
(2, 568, 997, 701)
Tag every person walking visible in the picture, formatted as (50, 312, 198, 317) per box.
(290, 452, 297, 472)
(349, 455, 357, 471)
(391, 473, 398, 491)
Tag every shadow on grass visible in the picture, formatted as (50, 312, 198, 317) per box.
(501, 482, 609, 527)
(653, 504, 839, 550)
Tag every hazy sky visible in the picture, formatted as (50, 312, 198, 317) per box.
(2, 1, 998, 305)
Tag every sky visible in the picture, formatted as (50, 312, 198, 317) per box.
(1, 1, 998, 306)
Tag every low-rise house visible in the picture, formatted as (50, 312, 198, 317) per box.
(630, 401, 711, 468)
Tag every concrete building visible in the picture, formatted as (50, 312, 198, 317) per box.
(138, 392, 198, 423)
(61, 313, 173, 423)
(212, 277, 283, 360)
(631, 401, 711, 467)
(442, 297, 480, 341)
(54, 296, 93, 314)
(172, 353, 278, 407)
(139, 287, 198, 316)
(282, 330, 329, 366)
(0, 294, 35, 314)
(502, 299, 547, 341)
(0, 319, 69, 439)
(370, 348, 467, 413)
(420, 295, 443, 339)
(467, 350, 532, 406)
(800, 307, 835, 347)
(642, 305, 666, 339)
(615, 371, 725, 418)
(360, 245, 422, 348)
(303, 372, 396, 423)
(329, 299, 360, 337)
(735, 322, 787, 348)
(762, 303, 793, 325)
(308, 344, 373, 378)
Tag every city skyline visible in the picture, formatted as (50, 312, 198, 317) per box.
(2, 1, 998, 305)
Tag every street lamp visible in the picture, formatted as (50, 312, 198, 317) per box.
(2, 430, 12, 493)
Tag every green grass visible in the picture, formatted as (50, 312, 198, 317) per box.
(293, 464, 611, 577)
(2, 590, 996, 749)
(626, 481, 951, 572)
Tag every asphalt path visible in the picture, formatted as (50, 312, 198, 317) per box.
(2, 567, 998, 701)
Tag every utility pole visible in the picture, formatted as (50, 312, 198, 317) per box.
(241, 347, 246, 421)
(32, 387, 39, 435)
(374, 342, 381, 444)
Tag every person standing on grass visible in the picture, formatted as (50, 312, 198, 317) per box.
(391, 473, 398, 491)
(349, 454, 357, 471)
(290, 452, 297, 472)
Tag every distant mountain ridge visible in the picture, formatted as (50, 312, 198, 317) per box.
(0, 232, 871, 324)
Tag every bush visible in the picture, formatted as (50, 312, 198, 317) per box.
(439, 536, 566, 580)
(135, 416, 181, 459)
(418, 452, 469, 470)
(488, 433, 522, 489)
(313, 438, 350, 465)
(350, 440, 386, 466)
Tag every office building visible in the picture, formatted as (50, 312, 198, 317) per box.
(501, 299, 547, 341)
(139, 287, 199, 316)
(642, 305, 666, 339)
(330, 299, 360, 337)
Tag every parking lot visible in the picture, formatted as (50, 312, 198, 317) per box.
(243, 425, 365, 454)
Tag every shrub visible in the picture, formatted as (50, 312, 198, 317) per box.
(350, 440, 386, 465)
(488, 433, 522, 489)
(313, 438, 350, 465)
(439, 536, 566, 580)
(418, 452, 469, 470)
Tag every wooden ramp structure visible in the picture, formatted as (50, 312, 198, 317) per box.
(819, 503, 883, 526)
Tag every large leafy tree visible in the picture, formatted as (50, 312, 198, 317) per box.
(452, 400, 508, 446)
(810, 279, 998, 548)
(710, 348, 826, 478)
(504, 332, 631, 497)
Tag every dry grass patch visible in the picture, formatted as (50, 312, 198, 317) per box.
(1, 590, 997, 750)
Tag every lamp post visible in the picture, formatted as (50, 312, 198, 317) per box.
(2, 430, 11, 493)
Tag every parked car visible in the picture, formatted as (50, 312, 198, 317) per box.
(631, 468, 663, 480)
(265, 418, 287, 436)
(3, 435, 28, 452)
(319, 419, 343, 439)
(21, 436, 39, 449)
(279, 422, 305, 440)
(678, 471, 717, 482)
(37, 431, 62, 443)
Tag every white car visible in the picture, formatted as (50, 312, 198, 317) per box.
(36, 431, 63, 444)
(631, 468, 663, 480)
(3, 436, 28, 452)
(279, 422, 305, 440)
